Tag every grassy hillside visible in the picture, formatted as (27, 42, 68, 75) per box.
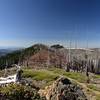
(22, 68, 88, 87)
(22, 68, 100, 100)
(0, 67, 100, 99)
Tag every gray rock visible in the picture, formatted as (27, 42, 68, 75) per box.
(50, 77, 87, 100)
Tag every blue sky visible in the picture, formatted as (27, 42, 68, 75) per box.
(0, 0, 100, 48)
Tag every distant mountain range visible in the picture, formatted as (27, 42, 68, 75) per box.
(0, 48, 22, 56)
(0, 49, 12, 56)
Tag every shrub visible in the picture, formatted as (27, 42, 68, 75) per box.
(0, 84, 46, 100)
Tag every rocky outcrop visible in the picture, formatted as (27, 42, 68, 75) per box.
(39, 77, 87, 100)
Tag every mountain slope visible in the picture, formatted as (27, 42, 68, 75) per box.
(0, 44, 100, 74)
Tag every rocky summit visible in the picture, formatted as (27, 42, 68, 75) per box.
(39, 77, 87, 100)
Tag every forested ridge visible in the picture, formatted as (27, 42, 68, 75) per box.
(0, 44, 47, 69)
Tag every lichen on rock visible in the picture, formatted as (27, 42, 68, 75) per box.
(39, 77, 87, 100)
